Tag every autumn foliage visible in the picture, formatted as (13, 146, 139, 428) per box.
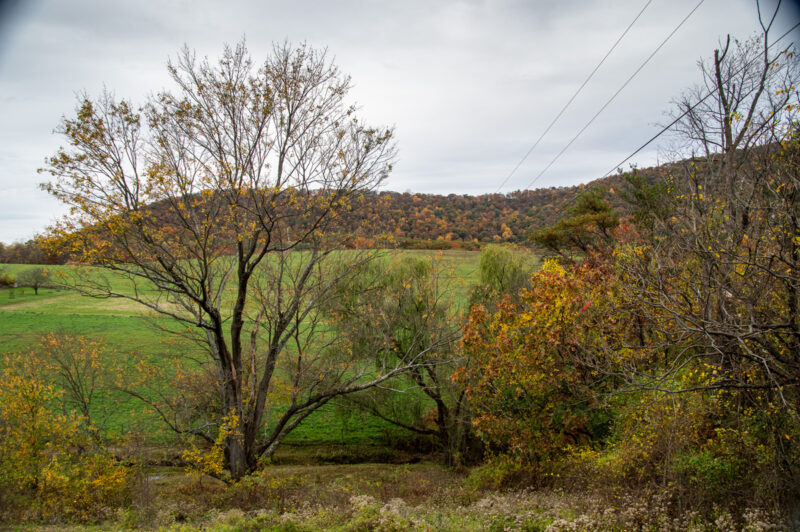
(458, 259, 623, 463)
(4, 16, 800, 528)
(0, 351, 129, 522)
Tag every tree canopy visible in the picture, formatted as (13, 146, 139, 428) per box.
(40, 41, 407, 479)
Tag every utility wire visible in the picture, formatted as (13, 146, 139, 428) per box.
(521, 0, 706, 192)
(494, 0, 655, 194)
(547, 19, 800, 222)
(598, 19, 800, 179)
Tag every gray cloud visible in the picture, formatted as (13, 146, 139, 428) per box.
(0, 0, 796, 241)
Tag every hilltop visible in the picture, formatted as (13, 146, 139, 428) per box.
(1, 164, 667, 263)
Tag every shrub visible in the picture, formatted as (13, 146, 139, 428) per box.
(458, 259, 621, 463)
(0, 352, 131, 523)
(0, 267, 14, 287)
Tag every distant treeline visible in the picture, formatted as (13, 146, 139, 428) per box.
(1, 167, 662, 264)
(344, 173, 632, 245)
(0, 240, 68, 265)
(333, 166, 656, 247)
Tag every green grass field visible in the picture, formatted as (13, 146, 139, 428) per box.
(0, 250, 482, 446)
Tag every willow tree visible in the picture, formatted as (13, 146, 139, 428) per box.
(328, 256, 472, 464)
(40, 42, 412, 479)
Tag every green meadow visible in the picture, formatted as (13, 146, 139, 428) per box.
(0, 250, 482, 446)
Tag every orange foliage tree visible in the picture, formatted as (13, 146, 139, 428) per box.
(457, 259, 628, 462)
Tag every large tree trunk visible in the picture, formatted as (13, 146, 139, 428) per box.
(225, 432, 248, 480)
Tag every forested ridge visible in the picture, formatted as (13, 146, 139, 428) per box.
(0, 166, 648, 261)
(343, 170, 634, 246)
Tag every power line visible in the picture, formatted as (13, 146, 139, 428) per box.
(547, 19, 800, 223)
(494, 0, 654, 194)
(520, 0, 706, 192)
(598, 19, 800, 179)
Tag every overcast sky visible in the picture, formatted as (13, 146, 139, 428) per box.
(0, 0, 798, 242)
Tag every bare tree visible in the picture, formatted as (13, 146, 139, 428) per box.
(16, 267, 50, 295)
(34, 333, 113, 438)
(617, 7, 800, 414)
(39, 41, 421, 479)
